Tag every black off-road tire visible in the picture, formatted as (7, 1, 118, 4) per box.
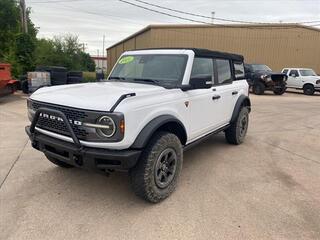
(253, 82, 265, 95)
(273, 86, 286, 95)
(129, 132, 183, 203)
(225, 107, 249, 145)
(46, 155, 74, 168)
(303, 84, 315, 95)
(21, 80, 29, 94)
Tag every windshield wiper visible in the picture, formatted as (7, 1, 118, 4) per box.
(108, 77, 128, 81)
(132, 78, 161, 85)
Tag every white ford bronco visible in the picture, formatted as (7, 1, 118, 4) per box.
(26, 48, 251, 202)
(281, 68, 320, 95)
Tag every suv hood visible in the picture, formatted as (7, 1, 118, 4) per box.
(30, 82, 166, 111)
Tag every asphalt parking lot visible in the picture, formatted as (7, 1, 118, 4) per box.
(0, 91, 319, 240)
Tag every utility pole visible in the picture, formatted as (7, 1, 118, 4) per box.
(97, 49, 100, 68)
(102, 35, 106, 70)
(20, 0, 28, 33)
(102, 35, 106, 58)
(211, 11, 215, 24)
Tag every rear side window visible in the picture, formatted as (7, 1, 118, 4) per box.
(191, 58, 214, 84)
(216, 59, 232, 84)
(282, 69, 289, 74)
(234, 62, 245, 79)
(289, 70, 299, 77)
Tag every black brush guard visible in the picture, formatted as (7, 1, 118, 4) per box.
(26, 107, 141, 171)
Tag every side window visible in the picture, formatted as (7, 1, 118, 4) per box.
(191, 57, 214, 84)
(282, 69, 289, 74)
(216, 59, 232, 84)
(234, 62, 245, 80)
(289, 70, 299, 77)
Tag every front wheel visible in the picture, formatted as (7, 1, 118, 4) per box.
(303, 84, 315, 95)
(225, 107, 249, 145)
(129, 132, 183, 203)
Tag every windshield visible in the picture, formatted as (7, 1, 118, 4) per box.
(251, 64, 272, 72)
(109, 54, 188, 87)
(299, 69, 317, 76)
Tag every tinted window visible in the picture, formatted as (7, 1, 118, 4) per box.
(282, 69, 289, 74)
(234, 62, 245, 79)
(191, 58, 214, 83)
(216, 59, 232, 84)
(289, 70, 299, 77)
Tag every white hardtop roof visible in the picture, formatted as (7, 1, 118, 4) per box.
(282, 68, 314, 70)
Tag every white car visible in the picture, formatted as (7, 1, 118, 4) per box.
(26, 48, 251, 202)
(281, 68, 320, 95)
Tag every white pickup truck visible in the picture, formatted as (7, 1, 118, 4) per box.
(281, 68, 320, 95)
(26, 48, 251, 202)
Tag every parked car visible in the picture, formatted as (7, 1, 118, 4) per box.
(25, 48, 251, 203)
(244, 64, 287, 95)
(281, 68, 320, 95)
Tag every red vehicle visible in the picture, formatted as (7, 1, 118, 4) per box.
(0, 63, 18, 96)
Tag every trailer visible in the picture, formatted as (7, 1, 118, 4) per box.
(0, 63, 18, 96)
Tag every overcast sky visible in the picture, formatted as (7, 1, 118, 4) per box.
(27, 0, 320, 55)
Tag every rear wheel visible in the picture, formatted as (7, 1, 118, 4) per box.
(303, 84, 315, 95)
(253, 82, 265, 95)
(225, 107, 249, 145)
(46, 155, 74, 168)
(129, 132, 183, 203)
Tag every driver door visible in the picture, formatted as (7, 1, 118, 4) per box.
(287, 69, 301, 88)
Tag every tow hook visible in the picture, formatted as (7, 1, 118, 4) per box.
(73, 155, 83, 166)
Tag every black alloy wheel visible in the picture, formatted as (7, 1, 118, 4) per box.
(154, 148, 177, 189)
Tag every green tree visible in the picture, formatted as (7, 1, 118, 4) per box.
(16, 33, 36, 73)
(35, 35, 96, 71)
(0, 0, 37, 77)
(0, 0, 20, 59)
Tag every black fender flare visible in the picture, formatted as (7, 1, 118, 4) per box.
(230, 95, 251, 123)
(131, 115, 187, 149)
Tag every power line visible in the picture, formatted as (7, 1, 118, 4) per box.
(132, 0, 320, 25)
(118, 0, 319, 29)
(29, 0, 320, 27)
(29, 0, 88, 3)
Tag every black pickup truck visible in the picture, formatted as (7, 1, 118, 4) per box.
(244, 64, 287, 95)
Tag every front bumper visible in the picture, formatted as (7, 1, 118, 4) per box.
(25, 106, 141, 171)
(26, 126, 141, 171)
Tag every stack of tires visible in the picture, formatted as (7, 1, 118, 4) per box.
(36, 66, 68, 86)
(67, 71, 83, 84)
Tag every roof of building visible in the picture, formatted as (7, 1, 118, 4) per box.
(107, 23, 320, 50)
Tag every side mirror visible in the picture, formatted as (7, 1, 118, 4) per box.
(189, 75, 212, 89)
(290, 74, 296, 77)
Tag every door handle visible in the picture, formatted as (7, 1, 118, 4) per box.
(212, 95, 221, 100)
(232, 91, 238, 95)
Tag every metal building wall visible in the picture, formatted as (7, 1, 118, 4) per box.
(107, 30, 152, 72)
(107, 25, 320, 73)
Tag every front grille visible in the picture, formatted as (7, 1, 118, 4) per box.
(31, 101, 89, 139)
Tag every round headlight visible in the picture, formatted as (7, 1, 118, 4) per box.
(96, 116, 116, 138)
